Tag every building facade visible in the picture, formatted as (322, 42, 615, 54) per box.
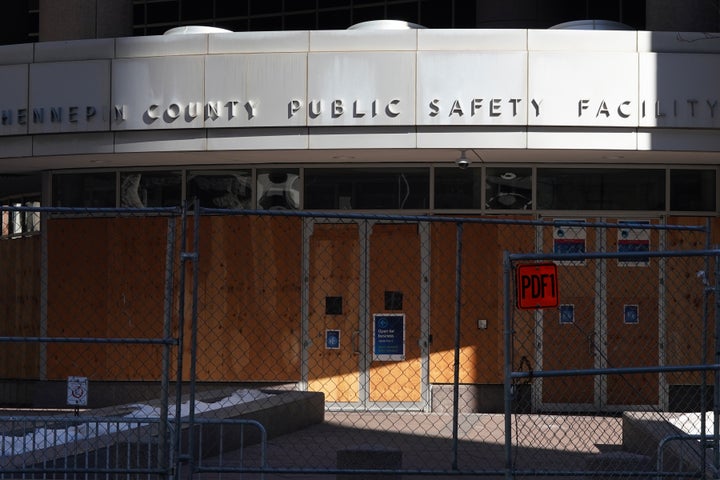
(0, 1, 719, 411)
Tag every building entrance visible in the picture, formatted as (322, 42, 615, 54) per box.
(535, 218, 662, 411)
(302, 219, 429, 410)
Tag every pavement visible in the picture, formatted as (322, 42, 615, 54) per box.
(0, 408, 625, 479)
(180, 411, 624, 479)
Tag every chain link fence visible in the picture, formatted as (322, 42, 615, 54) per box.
(0, 206, 717, 479)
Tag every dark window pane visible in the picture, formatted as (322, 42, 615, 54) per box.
(216, 3, 249, 17)
(670, 169, 716, 212)
(257, 169, 300, 210)
(249, 15, 283, 30)
(454, 0, 477, 28)
(133, 4, 147, 24)
(318, 8, 351, 29)
(319, 0, 351, 7)
(286, 12, 317, 30)
(486, 167, 532, 210)
(352, 6, 385, 24)
(120, 171, 182, 208)
(146, 25, 172, 35)
(305, 168, 429, 210)
(588, 0, 619, 20)
(387, 2, 419, 24)
(250, 0, 282, 15)
(434, 167, 482, 209)
(216, 19, 248, 31)
(420, 0, 452, 27)
(0, 174, 41, 202)
(537, 168, 665, 211)
(181, 0, 213, 21)
(187, 170, 252, 209)
(53, 173, 116, 207)
(537, 0, 585, 25)
(146, 1, 179, 24)
(620, 0, 645, 29)
(286, 0, 318, 12)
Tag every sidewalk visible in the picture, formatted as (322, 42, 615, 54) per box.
(184, 411, 623, 479)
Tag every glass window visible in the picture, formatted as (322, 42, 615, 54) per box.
(52, 172, 116, 207)
(537, 168, 665, 211)
(120, 171, 182, 208)
(257, 169, 300, 210)
(187, 170, 252, 209)
(670, 169, 716, 212)
(305, 168, 429, 210)
(146, 0, 179, 25)
(434, 167, 482, 209)
(486, 167, 532, 210)
(1, 197, 40, 238)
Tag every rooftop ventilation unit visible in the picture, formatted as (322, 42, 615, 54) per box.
(164, 26, 233, 35)
(347, 19, 426, 30)
(549, 19, 633, 30)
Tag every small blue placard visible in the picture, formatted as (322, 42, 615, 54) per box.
(373, 314, 405, 361)
(624, 305, 639, 324)
(325, 329, 340, 349)
(559, 304, 575, 324)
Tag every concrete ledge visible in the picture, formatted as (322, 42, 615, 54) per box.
(623, 411, 715, 479)
(0, 388, 324, 477)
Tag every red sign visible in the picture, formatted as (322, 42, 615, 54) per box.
(516, 263, 559, 309)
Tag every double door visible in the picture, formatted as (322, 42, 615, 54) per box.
(302, 220, 430, 410)
(536, 218, 663, 411)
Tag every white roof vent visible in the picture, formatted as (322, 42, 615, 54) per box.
(164, 25, 233, 35)
(347, 20, 426, 30)
(550, 19, 633, 30)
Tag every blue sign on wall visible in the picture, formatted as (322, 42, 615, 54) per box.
(325, 329, 340, 349)
(373, 313, 405, 361)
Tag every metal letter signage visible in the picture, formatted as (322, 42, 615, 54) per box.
(516, 263, 559, 309)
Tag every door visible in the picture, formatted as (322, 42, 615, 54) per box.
(535, 218, 662, 411)
(604, 219, 661, 408)
(303, 219, 429, 410)
(536, 220, 598, 410)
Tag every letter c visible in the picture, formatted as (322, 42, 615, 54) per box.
(147, 104, 160, 120)
(386, 99, 400, 117)
(617, 100, 631, 118)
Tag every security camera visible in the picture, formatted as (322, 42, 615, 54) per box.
(456, 150, 470, 169)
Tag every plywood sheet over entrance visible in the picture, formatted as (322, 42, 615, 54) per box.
(304, 220, 426, 409)
(604, 219, 660, 407)
(540, 221, 597, 407)
(307, 222, 361, 403)
(535, 218, 662, 411)
(368, 223, 422, 404)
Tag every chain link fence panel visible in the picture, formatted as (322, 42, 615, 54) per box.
(0, 206, 717, 479)
(507, 220, 719, 479)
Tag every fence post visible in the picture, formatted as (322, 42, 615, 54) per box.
(186, 200, 201, 473)
(159, 215, 177, 477)
(451, 221, 463, 470)
(714, 248, 720, 475)
(503, 250, 513, 480)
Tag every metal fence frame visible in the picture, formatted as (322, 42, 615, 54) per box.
(0, 205, 718, 479)
(504, 245, 720, 479)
